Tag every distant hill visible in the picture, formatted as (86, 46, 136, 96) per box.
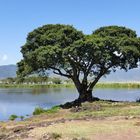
(0, 65, 17, 79)
(101, 68, 140, 82)
(50, 68, 140, 82)
(0, 64, 140, 82)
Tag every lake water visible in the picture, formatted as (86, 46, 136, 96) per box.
(0, 87, 140, 121)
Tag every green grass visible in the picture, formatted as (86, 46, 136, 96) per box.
(95, 82, 140, 88)
(68, 101, 140, 119)
(3, 101, 140, 140)
(1, 82, 140, 89)
(33, 106, 61, 115)
(9, 114, 18, 121)
(0, 83, 74, 88)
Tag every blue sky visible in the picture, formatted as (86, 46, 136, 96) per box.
(0, 0, 140, 65)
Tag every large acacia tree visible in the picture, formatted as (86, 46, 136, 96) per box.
(17, 24, 140, 102)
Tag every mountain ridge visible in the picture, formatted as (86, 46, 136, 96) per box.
(0, 64, 17, 79)
(0, 64, 140, 82)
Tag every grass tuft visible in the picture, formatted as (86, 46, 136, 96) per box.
(33, 106, 61, 115)
(9, 114, 18, 121)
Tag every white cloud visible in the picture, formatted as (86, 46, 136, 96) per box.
(2, 54, 8, 61)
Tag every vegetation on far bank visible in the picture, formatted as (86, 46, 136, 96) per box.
(0, 83, 73, 88)
(1, 82, 140, 89)
(95, 82, 140, 88)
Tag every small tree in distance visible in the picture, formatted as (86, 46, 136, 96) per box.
(17, 24, 140, 103)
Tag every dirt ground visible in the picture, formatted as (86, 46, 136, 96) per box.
(1, 101, 140, 140)
(0, 116, 140, 140)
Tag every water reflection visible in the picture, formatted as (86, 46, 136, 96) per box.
(0, 88, 78, 120)
(94, 88, 140, 101)
(0, 87, 140, 120)
(31, 88, 62, 95)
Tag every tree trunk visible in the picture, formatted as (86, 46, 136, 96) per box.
(78, 90, 93, 102)
(72, 78, 95, 103)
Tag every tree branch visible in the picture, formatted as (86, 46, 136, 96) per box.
(87, 65, 113, 91)
(50, 67, 71, 78)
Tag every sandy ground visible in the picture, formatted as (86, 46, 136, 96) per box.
(1, 116, 140, 140)
(1, 102, 140, 140)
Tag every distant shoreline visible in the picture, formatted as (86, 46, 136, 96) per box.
(1, 82, 140, 88)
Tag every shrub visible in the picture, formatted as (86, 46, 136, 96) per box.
(9, 114, 18, 121)
(51, 78, 61, 84)
(33, 106, 61, 115)
(20, 116, 24, 120)
(46, 106, 60, 114)
(33, 107, 46, 115)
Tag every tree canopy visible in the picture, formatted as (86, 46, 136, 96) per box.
(17, 24, 140, 102)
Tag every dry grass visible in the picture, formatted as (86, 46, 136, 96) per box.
(1, 101, 140, 140)
(29, 119, 140, 140)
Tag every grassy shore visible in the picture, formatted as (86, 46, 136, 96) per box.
(1, 101, 140, 140)
(1, 82, 140, 88)
(95, 82, 140, 88)
(0, 83, 74, 88)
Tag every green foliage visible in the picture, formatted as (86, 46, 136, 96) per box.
(9, 114, 24, 121)
(93, 26, 137, 38)
(17, 24, 84, 77)
(1, 82, 140, 89)
(0, 83, 74, 88)
(20, 116, 24, 120)
(9, 114, 18, 121)
(22, 76, 48, 84)
(46, 106, 60, 114)
(1, 77, 17, 84)
(33, 107, 46, 115)
(95, 83, 140, 88)
(69, 101, 140, 119)
(33, 106, 60, 115)
(17, 24, 140, 101)
(51, 77, 61, 84)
